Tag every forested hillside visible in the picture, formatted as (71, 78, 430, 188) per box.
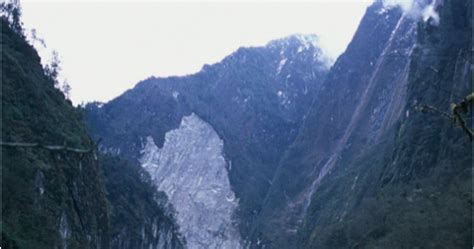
(1, 10, 184, 249)
(1, 18, 110, 248)
(101, 155, 184, 249)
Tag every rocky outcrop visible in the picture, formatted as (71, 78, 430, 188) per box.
(140, 113, 242, 249)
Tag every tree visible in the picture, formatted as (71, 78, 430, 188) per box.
(420, 92, 474, 141)
(0, 0, 22, 35)
(44, 50, 61, 86)
(30, 28, 46, 48)
(61, 80, 72, 100)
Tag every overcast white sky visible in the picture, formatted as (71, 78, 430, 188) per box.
(21, 0, 374, 105)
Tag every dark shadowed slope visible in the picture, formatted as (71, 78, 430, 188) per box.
(1, 17, 185, 249)
(1, 19, 110, 249)
(253, 2, 417, 247)
(101, 155, 184, 249)
(255, 0, 472, 248)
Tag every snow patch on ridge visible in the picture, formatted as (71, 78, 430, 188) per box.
(382, 0, 441, 25)
(293, 34, 319, 49)
(140, 113, 242, 249)
(172, 91, 180, 100)
(276, 58, 287, 75)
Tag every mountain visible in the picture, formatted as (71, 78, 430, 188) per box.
(252, 2, 417, 247)
(1, 16, 184, 249)
(1, 18, 110, 249)
(8, 0, 468, 248)
(85, 1, 472, 247)
(85, 34, 330, 247)
(253, 0, 472, 248)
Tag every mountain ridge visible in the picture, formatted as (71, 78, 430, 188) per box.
(85, 31, 330, 247)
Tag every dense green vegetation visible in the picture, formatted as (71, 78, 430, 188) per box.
(101, 155, 184, 249)
(1, 6, 184, 248)
(1, 17, 110, 248)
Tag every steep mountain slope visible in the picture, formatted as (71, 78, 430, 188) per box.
(1, 17, 184, 249)
(255, 0, 472, 248)
(85, 34, 329, 245)
(1, 19, 110, 249)
(298, 0, 472, 247)
(253, 3, 417, 247)
(101, 155, 184, 249)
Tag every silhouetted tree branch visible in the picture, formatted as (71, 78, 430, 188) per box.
(419, 92, 474, 141)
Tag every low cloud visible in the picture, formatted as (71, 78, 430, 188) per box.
(382, 0, 441, 25)
(421, 4, 440, 25)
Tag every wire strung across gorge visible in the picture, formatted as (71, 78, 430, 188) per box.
(0, 141, 97, 154)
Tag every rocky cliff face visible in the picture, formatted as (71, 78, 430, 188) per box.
(252, 3, 417, 247)
(85, 34, 330, 243)
(140, 113, 241, 249)
(254, 0, 472, 248)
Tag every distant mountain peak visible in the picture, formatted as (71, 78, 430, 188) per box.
(265, 33, 334, 69)
(267, 33, 320, 50)
(204, 33, 327, 77)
